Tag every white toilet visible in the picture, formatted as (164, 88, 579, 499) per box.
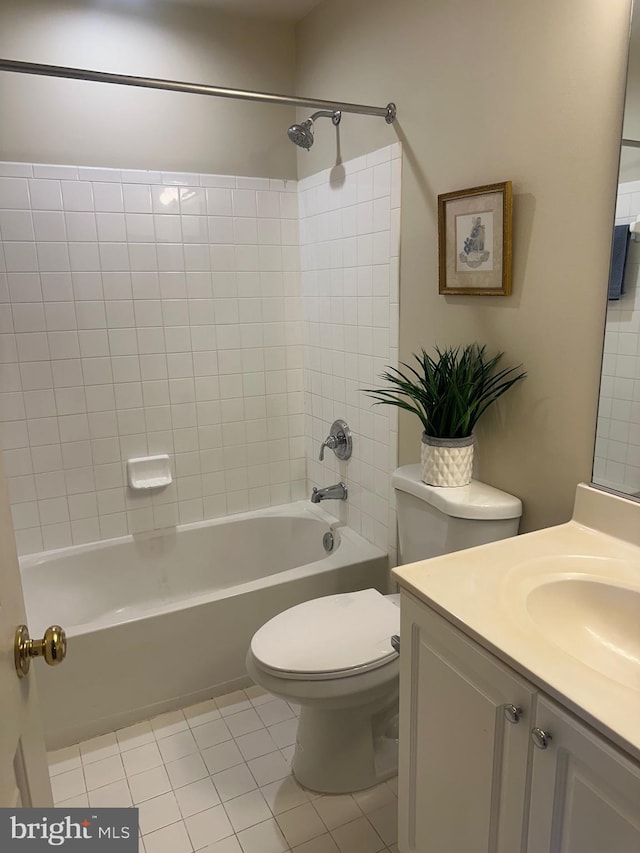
(246, 464, 522, 793)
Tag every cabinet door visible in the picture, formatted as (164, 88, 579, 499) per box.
(527, 695, 640, 853)
(398, 593, 534, 853)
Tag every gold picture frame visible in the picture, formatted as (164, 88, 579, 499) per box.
(438, 181, 512, 296)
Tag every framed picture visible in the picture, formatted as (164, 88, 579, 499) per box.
(438, 181, 512, 296)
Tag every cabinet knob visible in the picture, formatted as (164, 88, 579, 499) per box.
(531, 727, 553, 749)
(503, 704, 522, 724)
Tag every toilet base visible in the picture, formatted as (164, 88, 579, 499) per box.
(291, 700, 399, 794)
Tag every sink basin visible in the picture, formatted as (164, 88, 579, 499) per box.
(526, 578, 640, 690)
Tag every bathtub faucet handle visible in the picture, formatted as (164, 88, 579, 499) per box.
(319, 435, 337, 461)
(318, 420, 352, 462)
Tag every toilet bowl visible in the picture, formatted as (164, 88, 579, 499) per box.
(247, 464, 523, 793)
(246, 588, 400, 794)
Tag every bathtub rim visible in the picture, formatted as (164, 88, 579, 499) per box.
(18, 499, 353, 569)
(20, 500, 389, 638)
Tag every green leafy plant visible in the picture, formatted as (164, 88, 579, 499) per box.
(363, 344, 526, 439)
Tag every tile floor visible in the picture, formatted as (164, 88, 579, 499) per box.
(47, 685, 399, 853)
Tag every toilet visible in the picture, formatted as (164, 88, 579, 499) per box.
(246, 464, 523, 793)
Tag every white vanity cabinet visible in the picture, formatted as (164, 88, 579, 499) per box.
(398, 591, 640, 853)
(527, 696, 640, 853)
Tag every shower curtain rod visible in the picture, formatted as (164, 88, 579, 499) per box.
(0, 58, 397, 123)
(622, 138, 640, 148)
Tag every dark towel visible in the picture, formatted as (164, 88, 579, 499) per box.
(608, 224, 630, 300)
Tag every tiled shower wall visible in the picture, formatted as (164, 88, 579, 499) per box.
(595, 180, 640, 493)
(0, 146, 400, 557)
(299, 143, 401, 563)
(0, 164, 306, 554)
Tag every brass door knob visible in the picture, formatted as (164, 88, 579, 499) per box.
(15, 624, 67, 679)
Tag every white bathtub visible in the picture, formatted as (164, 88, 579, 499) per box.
(20, 502, 389, 749)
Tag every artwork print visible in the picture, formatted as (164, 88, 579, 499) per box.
(455, 211, 494, 272)
(438, 181, 512, 296)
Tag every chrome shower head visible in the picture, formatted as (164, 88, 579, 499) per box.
(288, 119, 314, 150)
(287, 110, 341, 149)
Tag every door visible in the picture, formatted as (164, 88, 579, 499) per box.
(398, 592, 534, 853)
(527, 695, 640, 853)
(0, 456, 52, 807)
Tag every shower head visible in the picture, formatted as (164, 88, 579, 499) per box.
(287, 110, 341, 150)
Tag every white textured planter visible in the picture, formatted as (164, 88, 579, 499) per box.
(420, 433, 474, 487)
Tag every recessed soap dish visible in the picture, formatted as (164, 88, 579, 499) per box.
(127, 455, 172, 490)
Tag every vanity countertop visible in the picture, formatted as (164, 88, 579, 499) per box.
(392, 483, 640, 763)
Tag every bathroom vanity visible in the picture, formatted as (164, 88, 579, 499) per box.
(392, 483, 640, 853)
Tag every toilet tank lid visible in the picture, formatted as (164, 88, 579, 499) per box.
(392, 464, 522, 520)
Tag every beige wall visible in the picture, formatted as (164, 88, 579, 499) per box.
(0, 0, 297, 178)
(295, 0, 631, 532)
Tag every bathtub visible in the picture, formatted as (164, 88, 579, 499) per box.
(20, 502, 389, 749)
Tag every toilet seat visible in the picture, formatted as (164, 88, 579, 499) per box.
(250, 588, 400, 681)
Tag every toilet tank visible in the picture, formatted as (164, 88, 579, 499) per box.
(392, 464, 522, 565)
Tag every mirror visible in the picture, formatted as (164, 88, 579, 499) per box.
(592, 6, 640, 499)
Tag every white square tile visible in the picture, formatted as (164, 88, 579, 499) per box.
(93, 183, 124, 214)
(149, 709, 188, 739)
(143, 820, 193, 853)
(267, 718, 298, 749)
(123, 184, 152, 214)
(83, 754, 126, 791)
(55, 793, 90, 809)
(211, 764, 257, 803)
(88, 779, 132, 807)
(128, 766, 173, 804)
(235, 729, 279, 762)
(276, 802, 326, 848)
(29, 179, 63, 210)
(185, 805, 234, 850)
(116, 721, 156, 752)
(201, 740, 244, 776)
(174, 777, 221, 818)
(312, 794, 363, 830)
(224, 709, 264, 738)
(351, 783, 396, 815)
(166, 753, 209, 790)
(122, 742, 164, 777)
(196, 837, 242, 853)
(223, 789, 271, 833)
(259, 777, 308, 815)
(236, 818, 288, 853)
(292, 834, 340, 853)
(330, 816, 385, 853)
(191, 718, 232, 750)
(139, 791, 183, 835)
(51, 767, 86, 803)
(247, 751, 290, 787)
(157, 730, 199, 764)
(255, 700, 295, 727)
(365, 803, 397, 847)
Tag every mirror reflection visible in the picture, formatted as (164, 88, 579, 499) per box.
(593, 7, 640, 499)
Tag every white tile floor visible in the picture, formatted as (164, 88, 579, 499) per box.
(47, 686, 399, 853)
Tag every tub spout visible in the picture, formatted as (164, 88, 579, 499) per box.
(311, 482, 348, 503)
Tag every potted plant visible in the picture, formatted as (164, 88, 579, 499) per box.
(364, 343, 526, 487)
